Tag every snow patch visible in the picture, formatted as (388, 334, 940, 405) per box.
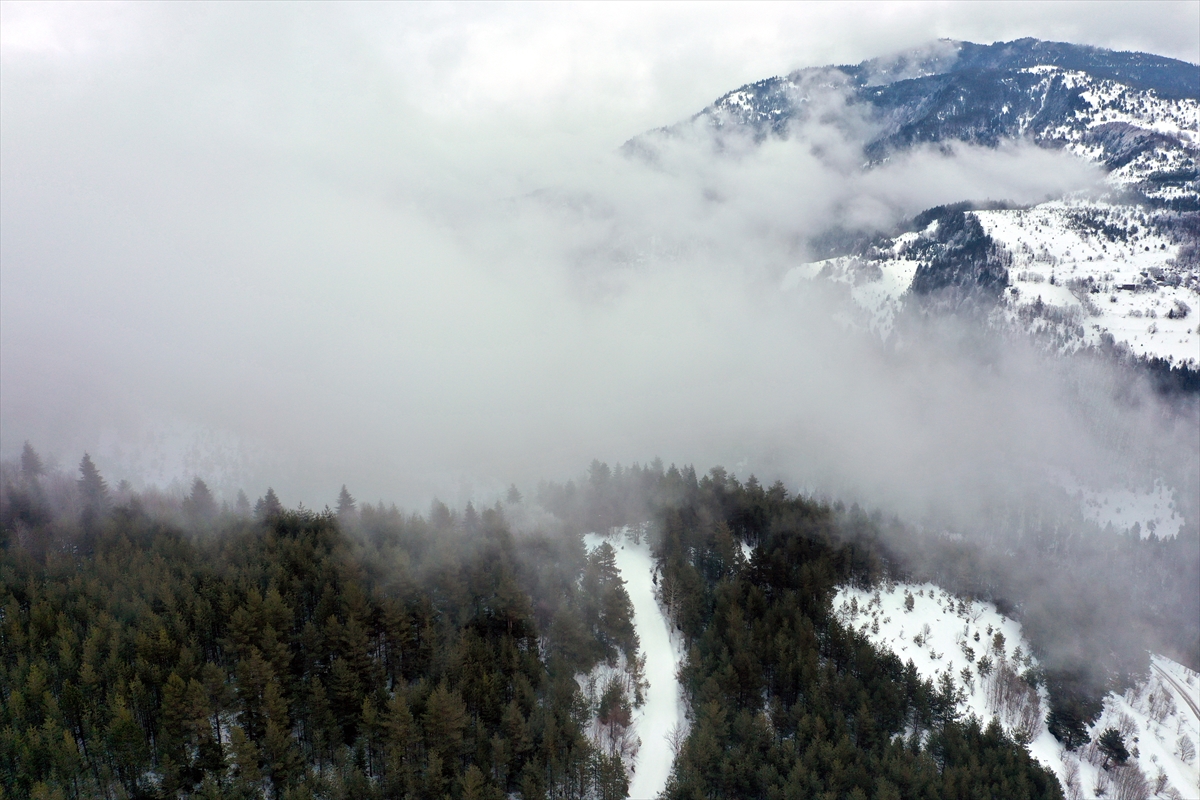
(1060, 476, 1184, 539)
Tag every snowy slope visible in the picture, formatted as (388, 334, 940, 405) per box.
(782, 230, 922, 338)
(1060, 475, 1185, 540)
(583, 528, 686, 798)
(663, 42, 1200, 208)
(663, 40, 1200, 365)
(786, 199, 1200, 366)
(1020, 67, 1199, 204)
(834, 582, 1200, 800)
(980, 201, 1200, 364)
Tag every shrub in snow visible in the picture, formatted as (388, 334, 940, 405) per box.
(1176, 733, 1195, 765)
(1110, 762, 1150, 800)
(1151, 767, 1169, 796)
(912, 622, 931, 648)
(1115, 711, 1138, 740)
(1147, 685, 1176, 724)
(1062, 758, 1083, 800)
(1166, 299, 1190, 319)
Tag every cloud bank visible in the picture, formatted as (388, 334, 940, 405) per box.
(1, 3, 1196, 521)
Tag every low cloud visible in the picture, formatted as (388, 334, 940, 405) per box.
(1, 4, 1194, 527)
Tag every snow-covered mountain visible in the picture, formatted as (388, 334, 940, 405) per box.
(631, 39, 1200, 369)
(634, 38, 1198, 208)
(785, 198, 1199, 365)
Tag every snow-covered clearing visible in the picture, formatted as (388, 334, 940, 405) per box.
(835, 581, 1200, 799)
(584, 527, 686, 799)
(1060, 476, 1185, 539)
(782, 235, 920, 339)
(977, 201, 1200, 366)
(786, 199, 1200, 366)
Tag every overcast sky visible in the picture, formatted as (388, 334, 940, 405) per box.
(2, 1, 1197, 511)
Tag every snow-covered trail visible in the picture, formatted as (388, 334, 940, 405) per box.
(585, 529, 686, 799)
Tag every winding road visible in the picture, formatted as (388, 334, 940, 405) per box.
(1152, 660, 1200, 722)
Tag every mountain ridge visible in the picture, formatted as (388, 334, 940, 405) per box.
(627, 38, 1199, 210)
(627, 38, 1200, 371)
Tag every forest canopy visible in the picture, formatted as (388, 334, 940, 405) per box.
(3, 447, 1195, 799)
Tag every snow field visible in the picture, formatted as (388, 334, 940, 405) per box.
(1020, 67, 1198, 204)
(583, 528, 686, 799)
(1022, 66, 1200, 144)
(1067, 478, 1184, 540)
(1073, 657, 1200, 800)
(782, 243, 920, 339)
(976, 201, 1200, 365)
(834, 581, 1200, 799)
(787, 198, 1199, 367)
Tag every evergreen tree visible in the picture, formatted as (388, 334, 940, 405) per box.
(21, 441, 45, 481)
(254, 488, 283, 520)
(1097, 728, 1129, 769)
(77, 453, 107, 509)
(336, 484, 356, 519)
(184, 477, 217, 521)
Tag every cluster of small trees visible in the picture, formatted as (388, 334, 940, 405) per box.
(985, 658, 1042, 745)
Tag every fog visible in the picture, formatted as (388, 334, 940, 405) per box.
(2, 2, 1197, 520)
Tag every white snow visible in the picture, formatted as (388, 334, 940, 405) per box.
(835, 581, 1200, 799)
(1016, 67, 1199, 203)
(1059, 476, 1185, 539)
(976, 200, 1200, 366)
(584, 527, 686, 798)
(787, 199, 1200, 366)
(782, 239, 921, 339)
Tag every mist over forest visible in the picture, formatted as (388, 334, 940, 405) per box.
(3, 4, 1200, 800)
(1, 3, 1196, 516)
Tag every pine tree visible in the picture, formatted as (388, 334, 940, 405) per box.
(255, 488, 282, 520)
(21, 442, 45, 481)
(184, 477, 217, 521)
(1097, 727, 1129, 769)
(336, 485, 357, 519)
(77, 453, 107, 510)
(261, 679, 299, 797)
(424, 681, 467, 762)
(230, 726, 262, 791)
(461, 763, 487, 800)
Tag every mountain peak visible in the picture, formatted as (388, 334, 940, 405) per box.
(837, 37, 1199, 99)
